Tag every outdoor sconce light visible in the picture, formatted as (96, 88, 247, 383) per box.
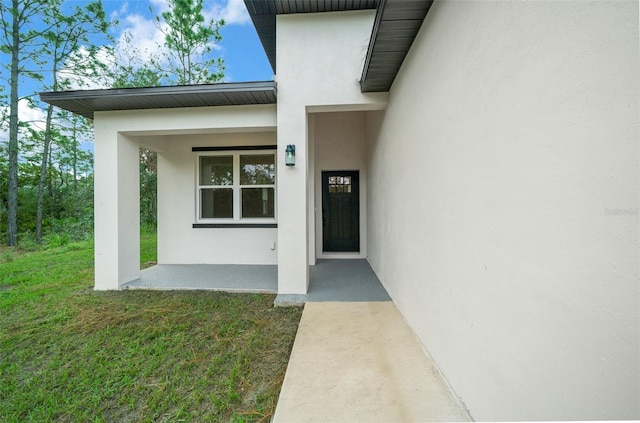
(285, 144, 296, 167)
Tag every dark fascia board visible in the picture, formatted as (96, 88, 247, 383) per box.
(39, 81, 277, 120)
(360, 0, 434, 92)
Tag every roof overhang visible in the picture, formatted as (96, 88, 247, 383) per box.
(244, 0, 433, 93)
(360, 0, 433, 92)
(40, 1, 431, 118)
(39, 81, 277, 120)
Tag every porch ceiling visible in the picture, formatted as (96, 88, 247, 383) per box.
(39, 81, 277, 120)
(243, 0, 433, 93)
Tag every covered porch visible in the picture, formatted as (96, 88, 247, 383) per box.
(122, 259, 390, 303)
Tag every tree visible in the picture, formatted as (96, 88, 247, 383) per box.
(139, 149, 157, 228)
(157, 0, 225, 85)
(106, 0, 226, 88)
(0, 0, 55, 245)
(34, 1, 108, 243)
(108, 32, 166, 88)
(0, 0, 109, 245)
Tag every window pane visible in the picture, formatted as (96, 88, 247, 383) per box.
(201, 188, 233, 218)
(242, 188, 275, 218)
(240, 154, 275, 185)
(200, 156, 233, 185)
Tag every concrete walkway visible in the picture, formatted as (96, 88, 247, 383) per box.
(273, 302, 471, 422)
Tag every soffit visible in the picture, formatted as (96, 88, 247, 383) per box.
(243, 0, 432, 93)
(360, 0, 433, 92)
(39, 81, 277, 120)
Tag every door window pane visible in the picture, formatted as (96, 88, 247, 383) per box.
(240, 154, 275, 185)
(200, 156, 233, 185)
(242, 188, 275, 218)
(328, 174, 352, 192)
(201, 188, 233, 218)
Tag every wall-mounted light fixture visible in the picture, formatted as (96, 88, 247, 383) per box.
(285, 144, 296, 167)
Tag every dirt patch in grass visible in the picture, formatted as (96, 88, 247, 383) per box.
(0, 242, 303, 422)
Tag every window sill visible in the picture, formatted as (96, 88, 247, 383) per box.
(192, 223, 278, 228)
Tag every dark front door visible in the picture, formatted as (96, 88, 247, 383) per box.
(322, 171, 359, 252)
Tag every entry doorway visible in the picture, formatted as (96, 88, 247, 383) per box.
(322, 171, 360, 252)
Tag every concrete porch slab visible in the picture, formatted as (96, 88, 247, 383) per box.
(124, 260, 390, 304)
(122, 264, 277, 293)
(273, 302, 471, 422)
(274, 259, 391, 305)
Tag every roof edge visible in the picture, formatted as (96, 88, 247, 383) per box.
(39, 80, 277, 102)
(39, 81, 278, 120)
(359, 0, 387, 92)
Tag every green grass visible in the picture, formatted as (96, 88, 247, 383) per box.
(0, 233, 303, 422)
(140, 230, 157, 268)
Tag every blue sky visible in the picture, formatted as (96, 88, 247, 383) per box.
(99, 0, 274, 83)
(0, 0, 273, 142)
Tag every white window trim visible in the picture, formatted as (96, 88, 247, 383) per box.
(195, 150, 277, 224)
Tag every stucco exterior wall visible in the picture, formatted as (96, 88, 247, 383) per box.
(93, 126, 140, 290)
(275, 10, 386, 293)
(365, 0, 639, 420)
(93, 104, 277, 288)
(313, 111, 367, 260)
(147, 131, 278, 265)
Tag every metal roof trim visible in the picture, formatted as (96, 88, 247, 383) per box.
(39, 81, 278, 120)
(40, 81, 276, 102)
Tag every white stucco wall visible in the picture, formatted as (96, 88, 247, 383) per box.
(93, 104, 277, 288)
(147, 131, 278, 265)
(366, 0, 639, 420)
(93, 127, 140, 290)
(313, 111, 367, 260)
(276, 10, 387, 294)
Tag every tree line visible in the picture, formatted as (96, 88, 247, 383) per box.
(0, 0, 225, 247)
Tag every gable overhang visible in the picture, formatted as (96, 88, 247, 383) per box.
(243, 0, 433, 93)
(39, 81, 277, 120)
(360, 0, 433, 92)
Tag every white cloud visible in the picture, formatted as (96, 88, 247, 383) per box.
(111, 0, 250, 58)
(149, 0, 170, 12)
(58, 46, 115, 90)
(130, 0, 250, 26)
(44, 0, 252, 92)
(206, 0, 250, 25)
(18, 99, 47, 131)
(0, 99, 47, 143)
(117, 13, 167, 62)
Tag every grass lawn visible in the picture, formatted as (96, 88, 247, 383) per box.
(0, 233, 303, 422)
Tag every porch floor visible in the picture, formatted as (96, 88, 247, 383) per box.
(273, 302, 471, 422)
(122, 259, 390, 302)
(123, 264, 278, 293)
(306, 259, 390, 302)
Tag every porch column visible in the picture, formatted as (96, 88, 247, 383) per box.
(94, 122, 140, 290)
(277, 106, 309, 294)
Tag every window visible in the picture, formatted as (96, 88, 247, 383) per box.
(328, 175, 352, 193)
(197, 151, 276, 222)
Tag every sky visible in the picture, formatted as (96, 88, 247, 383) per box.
(0, 0, 274, 141)
(74, 0, 274, 83)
